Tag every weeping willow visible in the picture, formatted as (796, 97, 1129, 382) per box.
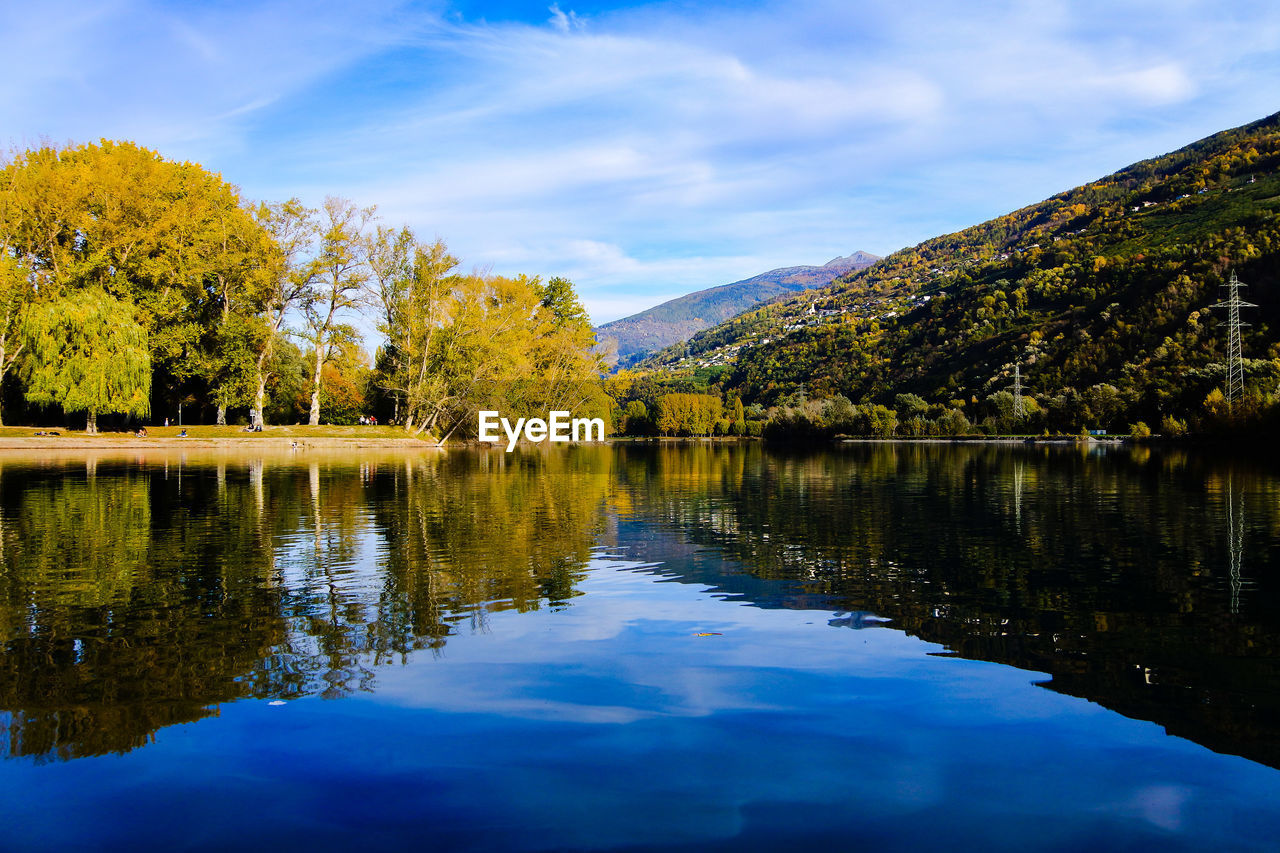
(19, 287, 151, 433)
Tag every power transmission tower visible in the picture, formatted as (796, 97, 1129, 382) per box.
(1012, 363, 1026, 419)
(1005, 363, 1026, 419)
(1211, 271, 1256, 409)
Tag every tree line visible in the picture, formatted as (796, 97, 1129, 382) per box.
(0, 140, 607, 435)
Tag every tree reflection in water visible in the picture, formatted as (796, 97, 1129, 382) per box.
(0, 448, 611, 761)
(611, 442, 1280, 769)
(1, 443, 1277, 770)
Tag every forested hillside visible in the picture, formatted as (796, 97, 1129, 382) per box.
(643, 111, 1280, 435)
(595, 252, 877, 365)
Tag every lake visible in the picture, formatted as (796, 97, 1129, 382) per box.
(1, 443, 1278, 851)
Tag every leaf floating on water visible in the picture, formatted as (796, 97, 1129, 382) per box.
(694, 632, 723, 637)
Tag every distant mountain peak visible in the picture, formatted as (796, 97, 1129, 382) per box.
(594, 251, 880, 365)
(824, 251, 878, 267)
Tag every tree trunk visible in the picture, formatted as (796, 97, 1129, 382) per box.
(216, 405, 227, 425)
(309, 385, 321, 425)
(309, 343, 324, 426)
(86, 410, 98, 435)
(252, 370, 267, 427)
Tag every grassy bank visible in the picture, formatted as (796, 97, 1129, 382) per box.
(0, 424, 439, 448)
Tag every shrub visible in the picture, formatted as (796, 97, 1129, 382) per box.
(1159, 415, 1187, 436)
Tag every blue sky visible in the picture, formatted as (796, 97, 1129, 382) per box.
(3, 1, 1279, 323)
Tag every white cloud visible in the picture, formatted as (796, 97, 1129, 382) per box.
(0, 0, 409, 156)
(4, 0, 1280, 326)
(548, 4, 583, 34)
(1100, 63, 1197, 105)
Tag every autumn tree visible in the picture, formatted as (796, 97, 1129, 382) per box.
(194, 191, 275, 425)
(20, 287, 151, 432)
(2, 140, 274, 423)
(732, 397, 747, 435)
(657, 393, 722, 435)
(383, 266, 606, 441)
(303, 197, 373, 425)
(525, 275, 606, 416)
(0, 254, 35, 426)
(363, 224, 427, 424)
(250, 199, 317, 426)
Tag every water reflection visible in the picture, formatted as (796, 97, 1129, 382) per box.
(0, 443, 1278, 775)
(1227, 472, 1247, 614)
(0, 449, 611, 761)
(610, 443, 1280, 769)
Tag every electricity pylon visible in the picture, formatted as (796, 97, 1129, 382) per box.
(1012, 363, 1026, 419)
(1211, 271, 1256, 409)
(1005, 363, 1026, 419)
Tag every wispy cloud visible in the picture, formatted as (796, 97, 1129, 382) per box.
(548, 3, 583, 34)
(4, 1, 1280, 323)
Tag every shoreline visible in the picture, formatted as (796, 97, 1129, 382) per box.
(0, 437, 443, 450)
(0, 431, 1252, 452)
(0, 426, 443, 451)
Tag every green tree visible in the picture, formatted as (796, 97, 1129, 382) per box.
(303, 196, 373, 426)
(821, 395, 857, 432)
(522, 274, 606, 422)
(1160, 414, 1187, 436)
(936, 408, 972, 435)
(196, 195, 275, 425)
(374, 238, 460, 432)
(264, 338, 309, 424)
(20, 288, 151, 432)
(623, 399, 650, 435)
(2, 140, 275, 425)
(250, 198, 317, 426)
(535, 276, 591, 328)
(894, 393, 928, 419)
(363, 224, 419, 424)
(0, 254, 36, 425)
(861, 404, 898, 437)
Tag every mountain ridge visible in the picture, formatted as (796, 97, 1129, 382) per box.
(594, 251, 878, 365)
(640, 111, 1280, 433)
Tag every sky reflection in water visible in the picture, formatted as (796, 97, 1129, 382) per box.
(1, 445, 1278, 851)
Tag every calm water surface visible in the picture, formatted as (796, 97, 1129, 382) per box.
(1, 444, 1278, 851)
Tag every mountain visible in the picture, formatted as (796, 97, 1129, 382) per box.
(645, 112, 1280, 432)
(594, 251, 878, 365)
